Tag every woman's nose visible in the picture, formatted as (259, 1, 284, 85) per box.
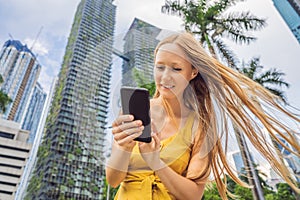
(161, 68, 172, 81)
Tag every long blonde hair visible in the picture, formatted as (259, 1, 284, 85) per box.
(153, 32, 300, 199)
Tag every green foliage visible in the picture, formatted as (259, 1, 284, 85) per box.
(0, 75, 12, 113)
(239, 57, 289, 103)
(102, 178, 119, 200)
(202, 182, 222, 200)
(276, 183, 296, 200)
(234, 184, 253, 200)
(67, 179, 75, 187)
(132, 68, 156, 97)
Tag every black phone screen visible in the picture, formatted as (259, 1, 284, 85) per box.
(121, 87, 151, 143)
(121, 87, 152, 143)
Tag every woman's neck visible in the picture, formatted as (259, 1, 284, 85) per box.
(159, 96, 189, 118)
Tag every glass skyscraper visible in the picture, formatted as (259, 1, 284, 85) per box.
(272, 0, 300, 43)
(0, 40, 42, 122)
(275, 133, 300, 182)
(25, 0, 116, 199)
(21, 82, 47, 144)
(122, 18, 161, 86)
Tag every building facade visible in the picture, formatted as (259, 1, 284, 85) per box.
(0, 119, 31, 200)
(16, 78, 56, 200)
(21, 82, 47, 144)
(272, 0, 300, 43)
(0, 40, 42, 122)
(25, 0, 116, 199)
(122, 18, 161, 86)
(275, 133, 300, 182)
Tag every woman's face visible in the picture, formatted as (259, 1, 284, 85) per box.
(154, 43, 197, 100)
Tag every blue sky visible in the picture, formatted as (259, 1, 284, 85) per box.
(0, 0, 299, 111)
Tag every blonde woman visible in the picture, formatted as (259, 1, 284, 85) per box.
(106, 32, 300, 199)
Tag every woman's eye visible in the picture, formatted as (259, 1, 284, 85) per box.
(155, 65, 165, 70)
(173, 68, 182, 71)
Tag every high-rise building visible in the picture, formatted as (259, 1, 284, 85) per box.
(16, 78, 56, 200)
(21, 82, 47, 144)
(232, 151, 245, 174)
(272, 0, 300, 43)
(122, 18, 161, 86)
(275, 133, 300, 182)
(0, 40, 42, 122)
(25, 0, 116, 199)
(0, 118, 32, 200)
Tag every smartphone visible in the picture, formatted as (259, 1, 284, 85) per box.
(120, 87, 152, 143)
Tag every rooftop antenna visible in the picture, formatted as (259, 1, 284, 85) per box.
(30, 26, 43, 51)
(8, 33, 14, 40)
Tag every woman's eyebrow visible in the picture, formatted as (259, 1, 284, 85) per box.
(155, 61, 182, 66)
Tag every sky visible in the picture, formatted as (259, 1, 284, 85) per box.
(0, 0, 299, 174)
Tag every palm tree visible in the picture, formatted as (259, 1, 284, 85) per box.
(240, 58, 300, 200)
(0, 75, 12, 113)
(161, 0, 266, 68)
(239, 57, 289, 103)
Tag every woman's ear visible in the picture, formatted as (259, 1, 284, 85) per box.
(191, 69, 198, 80)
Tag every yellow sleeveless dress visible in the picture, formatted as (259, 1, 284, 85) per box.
(114, 113, 195, 200)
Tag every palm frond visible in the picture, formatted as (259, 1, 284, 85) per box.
(238, 57, 289, 103)
(264, 87, 287, 103)
(258, 69, 289, 88)
(161, 0, 184, 17)
(212, 37, 238, 68)
(215, 12, 266, 44)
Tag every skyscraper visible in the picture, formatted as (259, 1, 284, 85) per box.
(25, 0, 116, 199)
(272, 0, 300, 43)
(275, 133, 300, 182)
(21, 82, 47, 144)
(122, 18, 161, 86)
(0, 40, 41, 122)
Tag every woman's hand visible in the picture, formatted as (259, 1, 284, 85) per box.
(112, 114, 144, 152)
(138, 123, 165, 170)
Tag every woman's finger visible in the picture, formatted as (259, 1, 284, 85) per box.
(152, 134, 160, 150)
(117, 132, 143, 146)
(112, 115, 134, 127)
(114, 126, 144, 141)
(112, 120, 143, 134)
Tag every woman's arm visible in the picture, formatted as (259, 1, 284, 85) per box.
(106, 115, 144, 187)
(105, 142, 132, 187)
(155, 166, 205, 200)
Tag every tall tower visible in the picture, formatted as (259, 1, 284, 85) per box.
(122, 18, 161, 86)
(0, 40, 41, 122)
(24, 0, 116, 199)
(21, 82, 47, 144)
(272, 0, 300, 43)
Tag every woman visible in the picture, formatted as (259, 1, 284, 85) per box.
(106, 32, 300, 199)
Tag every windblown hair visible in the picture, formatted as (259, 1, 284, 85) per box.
(153, 32, 300, 199)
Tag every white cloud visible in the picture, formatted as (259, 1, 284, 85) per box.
(24, 38, 49, 56)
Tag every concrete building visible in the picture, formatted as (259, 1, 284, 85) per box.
(25, 0, 116, 199)
(0, 118, 31, 200)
